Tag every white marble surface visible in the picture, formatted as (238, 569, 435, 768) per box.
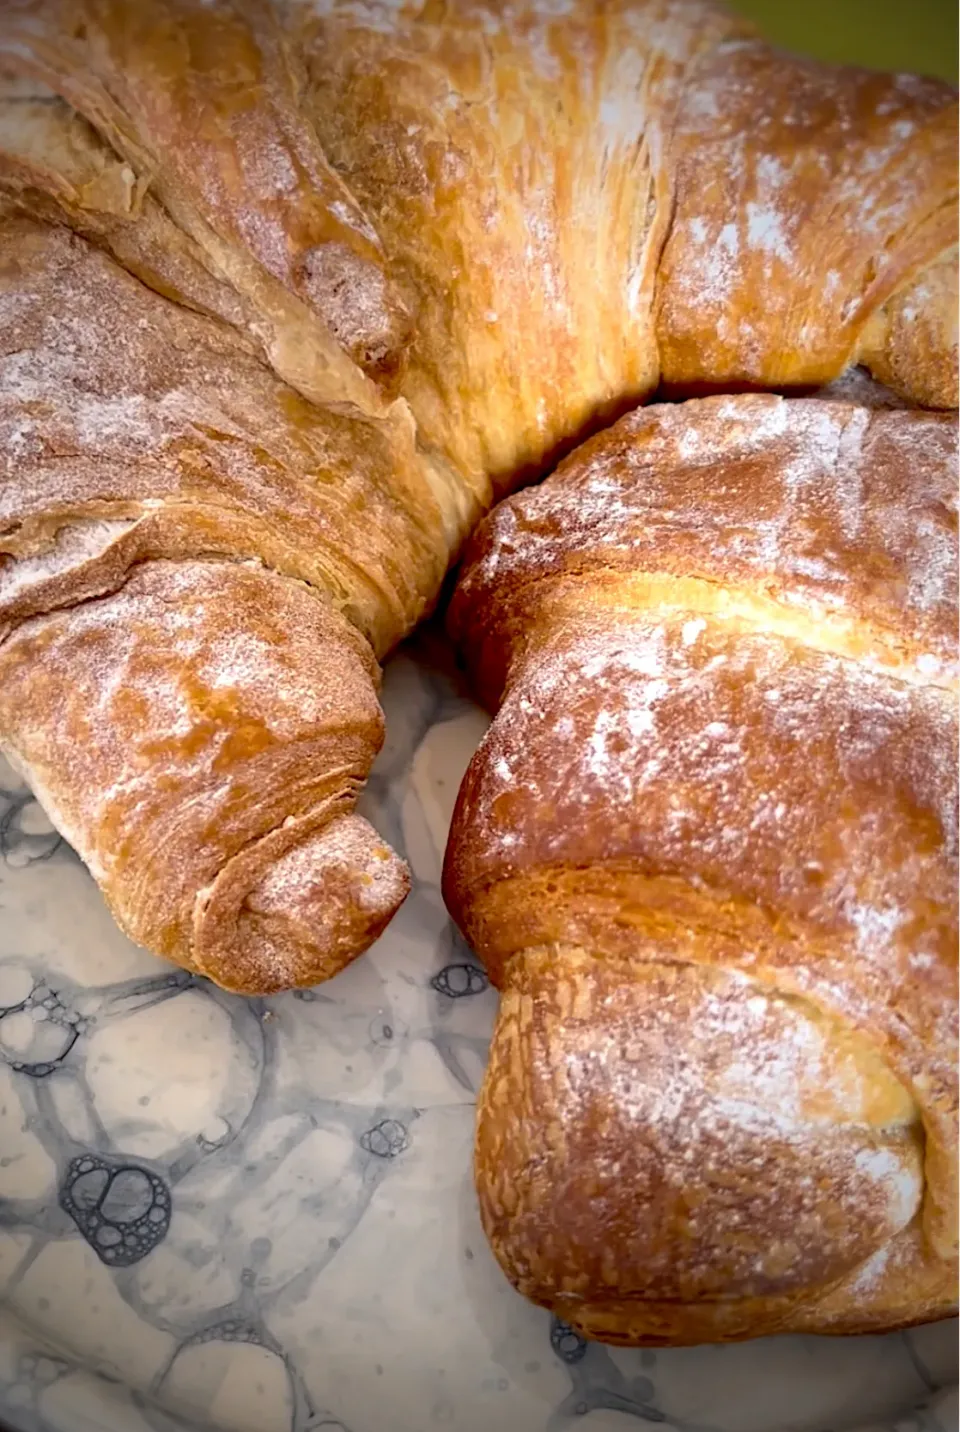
(0, 630, 956, 1432)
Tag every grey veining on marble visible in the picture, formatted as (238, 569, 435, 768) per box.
(0, 630, 956, 1432)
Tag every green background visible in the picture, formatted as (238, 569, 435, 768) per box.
(728, 0, 959, 83)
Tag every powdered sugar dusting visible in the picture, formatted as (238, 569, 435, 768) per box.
(0, 339, 205, 477)
(248, 812, 409, 918)
(465, 396, 957, 682)
(0, 519, 136, 607)
(500, 954, 927, 1305)
(475, 608, 954, 885)
(0, 557, 388, 988)
(659, 37, 955, 383)
(852, 1147, 921, 1228)
(846, 1245, 891, 1296)
(563, 967, 917, 1154)
(453, 383, 954, 1324)
(0, 216, 447, 647)
(455, 435, 956, 1076)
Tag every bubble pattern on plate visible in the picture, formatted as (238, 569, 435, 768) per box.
(359, 1119, 410, 1159)
(59, 1154, 172, 1266)
(430, 963, 489, 998)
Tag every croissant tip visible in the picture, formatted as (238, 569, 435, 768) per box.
(198, 814, 411, 996)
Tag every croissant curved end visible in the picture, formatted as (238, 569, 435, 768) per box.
(195, 813, 411, 995)
(475, 947, 932, 1345)
(0, 557, 411, 995)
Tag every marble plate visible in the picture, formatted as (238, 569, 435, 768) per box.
(0, 631, 956, 1432)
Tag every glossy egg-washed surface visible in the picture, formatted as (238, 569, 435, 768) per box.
(444, 394, 958, 1343)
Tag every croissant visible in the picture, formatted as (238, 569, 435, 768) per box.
(1, 0, 957, 992)
(443, 393, 959, 1344)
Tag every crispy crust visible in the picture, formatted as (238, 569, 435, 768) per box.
(445, 395, 959, 1342)
(0, 559, 410, 992)
(656, 41, 958, 403)
(0, 1, 955, 995)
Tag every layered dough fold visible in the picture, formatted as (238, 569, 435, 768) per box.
(0, 559, 408, 991)
(0, 0, 956, 991)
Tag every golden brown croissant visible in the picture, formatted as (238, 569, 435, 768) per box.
(0, 0, 957, 992)
(443, 393, 959, 1344)
(0, 206, 440, 991)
